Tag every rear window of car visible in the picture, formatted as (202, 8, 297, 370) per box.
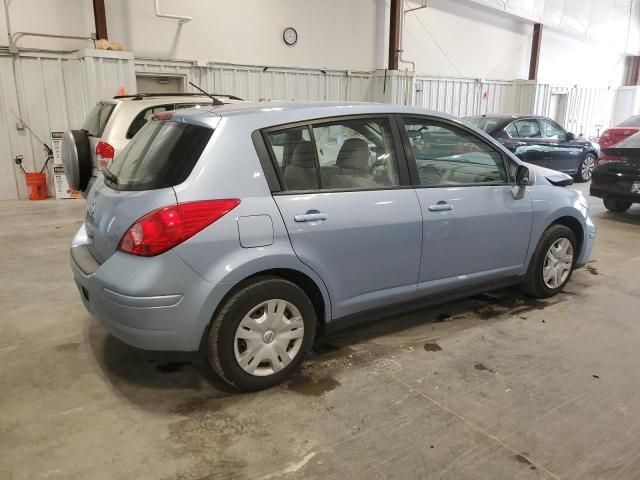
(465, 117, 501, 133)
(104, 120, 213, 191)
(614, 132, 640, 148)
(618, 115, 640, 128)
(81, 102, 115, 137)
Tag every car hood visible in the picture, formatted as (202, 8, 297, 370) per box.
(523, 162, 574, 186)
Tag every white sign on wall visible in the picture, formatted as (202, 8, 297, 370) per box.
(51, 132, 80, 199)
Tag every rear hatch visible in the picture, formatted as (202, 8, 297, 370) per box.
(84, 116, 214, 263)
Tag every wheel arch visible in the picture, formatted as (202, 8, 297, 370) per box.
(550, 215, 584, 257)
(197, 267, 330, 355)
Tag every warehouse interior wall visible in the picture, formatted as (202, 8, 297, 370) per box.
(104, 0, 380, 71)
(403, 0, 532, 80)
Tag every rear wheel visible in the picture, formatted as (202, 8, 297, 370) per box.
(207, 277, 316, 391)
(603, 198, 632, 213)
(576, 153, 596, 182)
(521, 225, 577, 298)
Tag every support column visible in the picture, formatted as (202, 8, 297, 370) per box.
(388, 0, 401, 70)
(528, 23, 542, 81)
(93, 0, 108, 40)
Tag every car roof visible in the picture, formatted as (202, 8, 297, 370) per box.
(169, 101, 461, 130)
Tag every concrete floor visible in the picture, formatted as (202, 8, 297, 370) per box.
(1, 183, 640, 480)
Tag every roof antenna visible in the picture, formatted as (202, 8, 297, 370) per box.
(188, 81, 224, 106)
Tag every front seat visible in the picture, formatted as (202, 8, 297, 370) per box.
(283, 141, 319, 190)
(334, 138, 375, 188)
(336, 138, 370, 175)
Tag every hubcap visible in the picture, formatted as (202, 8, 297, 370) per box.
(582, 155, 595, 180)
(233, 299, 304, 377)
(543, 238, 574, 289)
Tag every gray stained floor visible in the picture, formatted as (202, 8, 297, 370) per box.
(1, 182, 640, 480)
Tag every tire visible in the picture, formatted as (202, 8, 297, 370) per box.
(575, 153, 596, 182)
(61, 130, 92, 192)
(207, 276, 317, 392)
(521, 225, 577, 299)
(603, 198, 632, 213)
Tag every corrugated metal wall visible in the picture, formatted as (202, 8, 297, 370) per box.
(413, 76, 515, 117)
(135, 59, 374, 102)
(0, 49, 135, 199)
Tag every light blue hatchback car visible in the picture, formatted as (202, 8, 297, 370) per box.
(65, 102, 595, 391)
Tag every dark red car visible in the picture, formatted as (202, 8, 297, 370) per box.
(598, 115, 640, 149)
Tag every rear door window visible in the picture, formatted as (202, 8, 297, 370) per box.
(105, 120, 213, 190)
(82, 102, 115, 137)
(265, 118, 400, 191)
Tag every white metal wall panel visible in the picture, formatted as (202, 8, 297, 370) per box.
(0, 50, 135, 199)
(413, 76, 514, 117)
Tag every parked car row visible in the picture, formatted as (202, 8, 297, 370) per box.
(464, 114, 600, 182)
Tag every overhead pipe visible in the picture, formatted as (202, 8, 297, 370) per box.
(10, 32, 95, 52)
(396, 0, 427, 104)
(154, 0, 192, 24)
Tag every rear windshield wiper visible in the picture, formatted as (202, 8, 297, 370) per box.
(103, 169, 118, 184)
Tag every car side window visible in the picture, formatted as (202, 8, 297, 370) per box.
(504, 122, 519, 138)
(266, 127, 318, 191)
(540, 119, 566, 140)
(403, 118, 507, 187)
(126, 105, 173, 139)
(513, 119, 541, 138)
(265, 118, 399, 191)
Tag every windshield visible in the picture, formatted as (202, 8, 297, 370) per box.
(81, 102, 115, 137)
(614, 131, 640, 148)
(105, 120, 213, 191)
(618, 115, 640, 128)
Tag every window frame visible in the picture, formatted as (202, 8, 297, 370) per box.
(396, 114, 513, 188)
(255, 114, 413, 195)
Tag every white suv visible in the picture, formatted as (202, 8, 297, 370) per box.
(64, 93, 244, 194)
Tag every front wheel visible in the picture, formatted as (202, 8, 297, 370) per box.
(575, 153, 596, 182)
(207, 277, 317, 391)
(521, 225, 577, 298)
(603, 198, 632, 213)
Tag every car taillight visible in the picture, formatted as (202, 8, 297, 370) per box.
(96, 141, 115, 170)
(118, 199, 240, 256)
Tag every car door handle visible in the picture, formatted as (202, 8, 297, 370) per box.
(294, 213, 328, 222)
(428, 203, 453, 212)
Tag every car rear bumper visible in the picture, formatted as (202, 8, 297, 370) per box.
(70, 235, 224, 352)
(590, 184, 640, 203)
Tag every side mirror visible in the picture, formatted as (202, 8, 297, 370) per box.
(516, 165, 531, 186)
(566, 132, 575, 141)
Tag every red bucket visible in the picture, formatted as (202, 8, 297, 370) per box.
(25, 172, 48, 200)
